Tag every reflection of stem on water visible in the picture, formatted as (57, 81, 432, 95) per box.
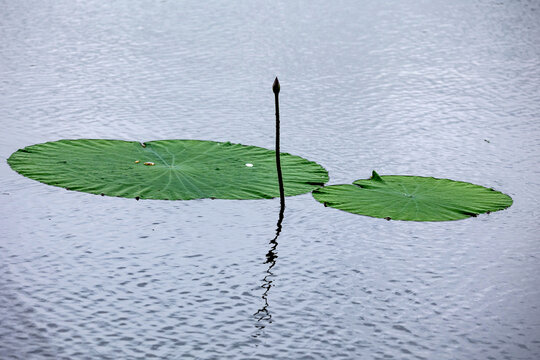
(253, 200, 284, 329)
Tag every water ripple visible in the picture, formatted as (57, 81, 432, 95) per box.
(1, 0, 540, 359)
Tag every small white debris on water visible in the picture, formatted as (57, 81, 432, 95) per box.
(245, 163, 254, 167)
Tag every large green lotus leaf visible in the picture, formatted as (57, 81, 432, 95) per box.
(7, 139, 328, 200)
(312, 171, 512, 221)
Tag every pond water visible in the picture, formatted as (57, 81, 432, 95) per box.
(1, 1, 539, 359)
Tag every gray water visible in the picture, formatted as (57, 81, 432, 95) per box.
(1, 1, 539, 359)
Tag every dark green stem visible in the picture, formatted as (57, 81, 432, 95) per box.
(273, 77, 285, 207)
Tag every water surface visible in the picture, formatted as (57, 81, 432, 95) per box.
(1, 1, 539, 359)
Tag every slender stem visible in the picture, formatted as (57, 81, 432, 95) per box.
(273, 77, 285, 206)
(253, 80, 286, 330)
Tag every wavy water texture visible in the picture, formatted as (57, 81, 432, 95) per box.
(1, 0, 539, 359)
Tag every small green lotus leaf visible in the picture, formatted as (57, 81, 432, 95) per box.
(312, 171, 512, 221)
(7, 139, 329, 200)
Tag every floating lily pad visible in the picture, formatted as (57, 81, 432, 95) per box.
(312, 171, 512, 221)
(7, 139, 328, 200)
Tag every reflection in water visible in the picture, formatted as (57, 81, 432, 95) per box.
(253, 198, 285, 332)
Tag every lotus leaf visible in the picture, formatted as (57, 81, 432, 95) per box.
(8, 139, 329, 200)
(312, 171, 512, 221)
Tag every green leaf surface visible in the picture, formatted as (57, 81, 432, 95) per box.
(8, 139, 328, 200)
(312, 171, 512, 221)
